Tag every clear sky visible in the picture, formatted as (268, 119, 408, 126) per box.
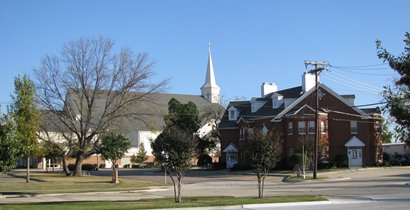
(0, 0, 409, 112)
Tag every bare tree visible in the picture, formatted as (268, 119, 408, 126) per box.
(37, 118, 74, 176)
(34, 36, 167, 176)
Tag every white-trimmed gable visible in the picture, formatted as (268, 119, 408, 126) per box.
(228, 106, 239, 121)
(271, 93, 283, 109)
(345, 136, 365, 147)
(223, 143, 239, 153)
(292, 104, 316, 115)
(272, 83, 370, 122)
(251, 97, 267, 113)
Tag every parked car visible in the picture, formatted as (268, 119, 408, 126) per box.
(390, 155, 410, 166)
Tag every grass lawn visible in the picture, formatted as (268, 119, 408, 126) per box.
(0, 196, 327, 210)
(287, 175, 326, 181)
(0, 172, 159, 195)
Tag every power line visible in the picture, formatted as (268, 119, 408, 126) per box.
(322, 74, 382, 95)
(329, 63, 387, 69)
(331, 68, 396, 76)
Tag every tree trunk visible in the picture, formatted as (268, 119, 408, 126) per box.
(169, 174, 177, 202)
(73, 155, 84, 176)
(26, 156, 30, 183)
(46, 159, 49, 173)
(52, 159, 55, 172)
(177, 173, 182, 203)
(61, 155, 71, 176)
(261, 172, 266, 198)
(257, 172, 262, 198)
(112, 162, 119, 183)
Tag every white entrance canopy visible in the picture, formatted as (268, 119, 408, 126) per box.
(344, 136, 365, 147)
(223, 143, 239, 153)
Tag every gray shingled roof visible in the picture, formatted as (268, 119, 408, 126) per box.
(42, 91, 216, 133)
(219, 86, 303, 129)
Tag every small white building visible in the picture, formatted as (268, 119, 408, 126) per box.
(383, 143, 410, 157)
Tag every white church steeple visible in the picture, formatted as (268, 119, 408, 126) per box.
(201, 43, 220, 104)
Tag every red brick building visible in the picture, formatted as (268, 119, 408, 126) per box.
(219, 73, 382, 169)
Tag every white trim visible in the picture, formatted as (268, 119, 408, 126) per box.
(291, 104, 316, 116)
(272, 83, 369, 122)
(223, 143, 239, 153)
(344, 136, 365, 147)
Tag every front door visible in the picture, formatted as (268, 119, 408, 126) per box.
(347, 147, 362, 167)
(226, 152, 238, 169)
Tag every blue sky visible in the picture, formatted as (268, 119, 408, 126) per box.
(0, 0, 409, 112)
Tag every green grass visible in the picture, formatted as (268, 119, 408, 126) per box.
(0, 196, 327, 210)
(0, 172, 159, 195)
(287, 175, 326, 181)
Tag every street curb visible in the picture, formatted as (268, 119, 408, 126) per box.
(159, 201, 332, 210)
(242, 200, 332, 208)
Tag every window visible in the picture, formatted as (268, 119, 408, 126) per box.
(229, 110, 236, 120)
(320, 120, 327, 133)
(298, 121, 306, 135)
(350, 121, 358, 134)
(239, 128, 246, 140)
(308, 121, 315, 134)
(288, 122, 293, 135)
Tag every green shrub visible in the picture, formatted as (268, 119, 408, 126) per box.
(197, 154, 213, 168)
(288, 153, 311, 168)
(334, 154, 348, 168)
(67, 163, 97, 171)
(383, 153, 390, 164)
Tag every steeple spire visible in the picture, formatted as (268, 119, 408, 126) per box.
(201, 42, 220, 103)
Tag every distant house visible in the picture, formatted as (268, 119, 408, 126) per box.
(36, 47, 222, 169)
(219, 73, 382, 169)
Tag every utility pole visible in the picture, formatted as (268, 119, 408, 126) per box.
(304, 61, 328, 179)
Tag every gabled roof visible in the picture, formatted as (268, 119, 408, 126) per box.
(345, 136, 365, 147)
(219, 82, 375, 129)
(265, 86, 303, 99)
(64, 90, 216, 131)
(223, 143, 239, 152)
(285, 104, 316, 116)
(272, 83, 369, 121)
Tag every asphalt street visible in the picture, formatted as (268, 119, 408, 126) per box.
(1, 167, 410, 210)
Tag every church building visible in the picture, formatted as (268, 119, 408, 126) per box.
(38, 46, 222, 169)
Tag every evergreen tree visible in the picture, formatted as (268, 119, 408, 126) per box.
(131, 143, 148, 167)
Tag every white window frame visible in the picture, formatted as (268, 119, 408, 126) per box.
(239, 128, 246, 140)
(229, 110, 235, 120)
(308, 121, 315, 134)
(350, 121, 358, 134)
(288, 122, 293, 135)
(298, 121, 306, 135)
